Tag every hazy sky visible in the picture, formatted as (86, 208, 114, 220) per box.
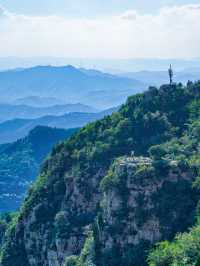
(2, 0, 200, 16)
(0, 1, 200, 59)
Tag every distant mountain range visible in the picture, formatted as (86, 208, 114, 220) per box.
(1, 81, 199, 265)
(0, 65, 145, 109)
(0, 103, 98, 123)
(13, 96, 66, 107)
(0, 126, 78, 212)
(0, 107, 118, 144)
(1, 57, 200, 72)
(120, 69, 200, 86)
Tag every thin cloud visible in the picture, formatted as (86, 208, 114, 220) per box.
(0, 5, 9, 17)
(120, 10, 137, 20)
(0, 4, 199, 58)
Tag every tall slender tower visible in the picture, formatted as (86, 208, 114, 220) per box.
(168, 64, 173, 85)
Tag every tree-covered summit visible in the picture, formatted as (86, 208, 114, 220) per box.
(0, 81, 199, 266)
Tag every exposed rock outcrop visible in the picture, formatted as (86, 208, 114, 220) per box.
(96, 157, 198, 265)
(1, 83, 199, 266)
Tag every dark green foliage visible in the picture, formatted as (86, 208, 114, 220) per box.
(98, 153, 198, 265)
(0, 212, 26, 265)
(148, 227, 200, 266)
(0, 126, 78, 212)
(65, 232, 96, 266)
(147, 97, 200, 265)
(54, 211, 70, 239)
(1, 82, 200, 266)
(0, 219, 7, 246)
(0, 222, 29, 266)
(149, 145, 167, 160)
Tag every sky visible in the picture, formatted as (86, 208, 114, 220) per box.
(2, 0, 200, 17)
(0, 1, 200, 59)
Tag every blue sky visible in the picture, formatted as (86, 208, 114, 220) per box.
(1, 0, 200, 17)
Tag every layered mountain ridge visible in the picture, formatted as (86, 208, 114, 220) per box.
(0, 82, 199, 266)
(0, 103, 98, 123)
(0, 65, 145, 109)
(0, 126, 78, 212)
(0, 107, 118, 144)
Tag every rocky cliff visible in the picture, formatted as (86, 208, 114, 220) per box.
(96, 156, 197, 265)
(1, 82, 199, 266)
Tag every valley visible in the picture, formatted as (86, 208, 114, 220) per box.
(0, 1, 199, 265)
(0, 126, 78, 212)
(0, 82, 199, 266)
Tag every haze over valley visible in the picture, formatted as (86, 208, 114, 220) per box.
(0, 1, 200, 266)
(0, 65, 145, 109)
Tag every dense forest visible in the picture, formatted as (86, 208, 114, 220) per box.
(0, 126, 78, 212)
(0, 81, 199, 266)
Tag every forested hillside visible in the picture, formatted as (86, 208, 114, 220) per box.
(0, 126, 78, 212)
(0, 82, 199, 266)
(0, 107, 118, 144)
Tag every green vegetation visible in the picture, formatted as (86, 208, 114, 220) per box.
(0, 81, 200, 266)
(65, 232, 96, 266)
(0, 212, 17, 246)
(148, 226, 200, 266)
(147, 87, 200, 265)
(0, 126, 78, 212)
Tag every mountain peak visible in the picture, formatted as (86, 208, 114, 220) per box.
(0, 65, 145, 109)
(1, 82, 199, 266)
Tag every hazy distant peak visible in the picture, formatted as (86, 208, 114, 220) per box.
(0, 65, 145, 109)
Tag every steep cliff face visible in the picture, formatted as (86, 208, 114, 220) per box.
(1, 83, 199, 266)
(20, 166, 104, 266)
(97, 156, 197, 266)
